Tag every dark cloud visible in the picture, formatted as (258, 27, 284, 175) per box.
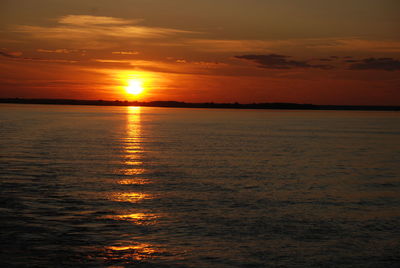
(235, 54, 332, 69)
(349, 57, 400, 71)
(0, 50, 76, 63)
(319, 58, 332, 62)
(0, 51, 19, 58)
(330, 56, 354, 59)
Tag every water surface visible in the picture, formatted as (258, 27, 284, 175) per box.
(0, 104, 399, 267)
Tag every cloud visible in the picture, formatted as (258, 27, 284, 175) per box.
(343, 59, 358, 63)
(37, 49, 74, 53)
(59, 15, 141, 26)
(112, 51, 139, 55)
(93, 59, 131, 64)
(91, 57, 230, 76)
(92, 59, 172, 69)
(186, 39, 291, 53)
(0, 50, 76, 63)
(187, 38, 400, 54)
(0, 51, 19, 58)
(14, 15, 195, 42)
(349, 58, 400, 71)
(173, 59, 228, 68)
(310, 39, 400, 53)
(235, 54, 332, 69)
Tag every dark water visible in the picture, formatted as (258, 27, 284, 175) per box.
(0, 104, 399, 267)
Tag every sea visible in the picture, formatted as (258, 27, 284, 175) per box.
(0, 104, 399, 267)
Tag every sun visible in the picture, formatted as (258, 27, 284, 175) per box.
(125, 79, 144, 95)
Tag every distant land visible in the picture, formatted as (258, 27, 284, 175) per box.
(0, 98, 399, 111)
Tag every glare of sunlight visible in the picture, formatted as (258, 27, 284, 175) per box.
(125, 79, 143, 95)
(114, 71, 153, 99)
(110, 192, 152, 203)
(102, 213, 159, 225)
(105, 243, 160, 260)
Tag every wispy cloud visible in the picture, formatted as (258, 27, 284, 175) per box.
(187, 38, 400, 54)
(349, 58, 400, 71)
(92, 58, 176, 69)
(37, 48, 75, 54)
(14, 15, 195, 42)
(307, 39, 400, 53)
(59, 15, 141, 26)
(0, 51, 20, 58)
(0, 50, 77, 63)
(112, 51, 139, 55)
(186, 39, 289, 53)
(91, 57, 230, 76)
(174, 59, 228, 69)
(235, 54, 332, 70)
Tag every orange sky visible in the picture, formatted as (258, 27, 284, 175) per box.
(1, 0, 400, 105)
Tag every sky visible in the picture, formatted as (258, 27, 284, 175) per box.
(0, 0, 399, 105)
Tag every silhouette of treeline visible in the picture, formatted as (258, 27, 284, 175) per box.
(1, 98, 399, 111)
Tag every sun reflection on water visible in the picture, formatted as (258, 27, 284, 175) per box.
(102, 213, 159, 225)
(117, 178, 152, 185)
(111, 192, 152, 203)
(121, 168, 146, 176)
(110, 108, 155, 201)
(124, 160, 143, 165)
(124, 107, 141, 138)
(101, 107, 166, 263)
(120, 106, 145, 176)
(105, 243, 161, 261)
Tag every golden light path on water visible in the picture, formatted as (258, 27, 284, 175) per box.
(105, 243, 162, 261)
(110, 192, 152, 203)
(104, 106, 162, 261)
(118, 106, 148, 183)
(103, 213, 159, 222)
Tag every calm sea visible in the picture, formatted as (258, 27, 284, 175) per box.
(0, 104, 399, 267)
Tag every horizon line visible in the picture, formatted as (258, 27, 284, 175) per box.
(1, 98, 399, 111)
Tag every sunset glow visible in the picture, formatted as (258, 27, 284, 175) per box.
(0, 1, 399, 105)
(125, 79, 144, 95)
(1, 2, 399, 267)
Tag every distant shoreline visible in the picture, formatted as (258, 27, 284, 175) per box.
(1, 98, 399, 111)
